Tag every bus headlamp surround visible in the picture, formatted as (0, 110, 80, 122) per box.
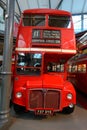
(67, 93, 73, 100)
(16, 92, 22, 98)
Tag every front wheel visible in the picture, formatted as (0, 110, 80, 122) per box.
(13, 104, 25, 114)
(62, 105, 75, 114)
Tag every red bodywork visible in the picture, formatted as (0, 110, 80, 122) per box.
(12, 9, 76, 115)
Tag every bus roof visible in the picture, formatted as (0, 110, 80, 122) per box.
(22, 8, 71, 16)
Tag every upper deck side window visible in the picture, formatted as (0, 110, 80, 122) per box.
(48, 15, 71, 28)
(22, 14, 45, 26)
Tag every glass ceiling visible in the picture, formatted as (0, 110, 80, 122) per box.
(1, 0, 87, 16)
(0, 0, 87, 33)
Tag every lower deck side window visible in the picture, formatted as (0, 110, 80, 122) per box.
(16, 52, 42, 76)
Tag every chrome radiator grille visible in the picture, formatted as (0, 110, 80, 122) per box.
(29, 89, 60, 109)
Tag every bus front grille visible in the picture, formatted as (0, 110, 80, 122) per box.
(29, 89, 60, 109)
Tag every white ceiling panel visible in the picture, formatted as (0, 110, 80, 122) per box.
(58, 0, 87, 14)
(83, 0, 87, 13)
(51, 0, 62, 9)
(27, 0, 38, 9)
(59, 0, 72, 12)
(17, 0, 29, 11)
(72, 0, 85, 14)
(38, 0, 49, 8)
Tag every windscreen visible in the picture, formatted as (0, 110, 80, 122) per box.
(23, 14, 45, 26)
(49, 15, 71, 28)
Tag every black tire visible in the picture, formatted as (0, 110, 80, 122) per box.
(62, 105, 75, 114)
(13, 104, 25, 114)
(9, 100, 13, 108)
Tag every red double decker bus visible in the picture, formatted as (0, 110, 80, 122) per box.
(68, 31, 87, 95)
(12, 9, 76, 115)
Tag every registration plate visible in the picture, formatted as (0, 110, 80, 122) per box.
(35, 109, 53, 115)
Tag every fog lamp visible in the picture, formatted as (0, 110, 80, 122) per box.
(69, 103, 74, 108)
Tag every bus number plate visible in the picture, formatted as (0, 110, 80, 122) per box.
(35, 109, 53, 115)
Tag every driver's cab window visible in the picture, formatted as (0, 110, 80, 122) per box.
(16, 52, 42, 75)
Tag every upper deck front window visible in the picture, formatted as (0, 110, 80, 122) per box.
(49, 15, 71, 28)
(23, 14, 45, 26)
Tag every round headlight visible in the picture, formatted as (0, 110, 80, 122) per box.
(16, 92, 22, 98)
(67, 93, 73, 100)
